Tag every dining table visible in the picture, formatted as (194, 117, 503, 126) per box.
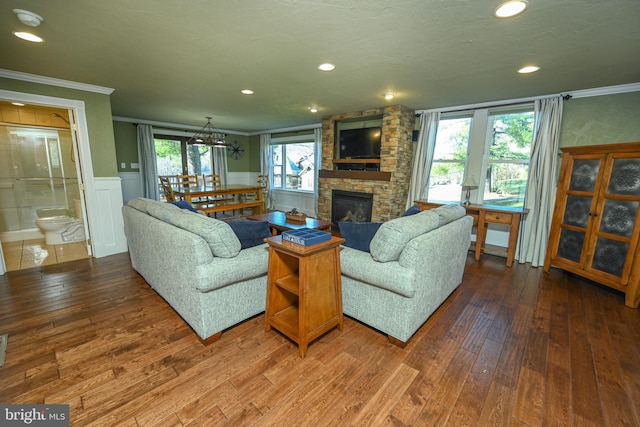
(172, 184, 264, 215)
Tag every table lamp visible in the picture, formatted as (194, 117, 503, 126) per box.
(461, 176, 478, 205)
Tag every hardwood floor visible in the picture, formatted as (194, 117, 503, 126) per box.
(1, 252, 639, 426)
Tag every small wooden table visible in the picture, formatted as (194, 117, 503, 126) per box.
(415, 201, 528, 267)
(264, 235, 344, 358)
(247, 211, 333, 236)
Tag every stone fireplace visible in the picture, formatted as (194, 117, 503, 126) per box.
(331, 190, 374, 225)
(318, 105, 416, 222)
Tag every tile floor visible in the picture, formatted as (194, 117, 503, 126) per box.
(1, 238, 90, 271)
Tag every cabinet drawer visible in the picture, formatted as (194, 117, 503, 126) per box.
(484, 212, 513, 224)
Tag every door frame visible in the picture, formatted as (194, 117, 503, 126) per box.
(0, 89, 96, 258)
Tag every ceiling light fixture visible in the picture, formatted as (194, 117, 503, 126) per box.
(11, 102, 25, 107)
(308, 106, 318, 113)
(318, 63, 335, 71)
(187, 116, 230, 147)
(383, 92, 395, 100)
(494, 1, 528, 18)
(13, 9, 43, 27)
(13, 32, 43, 43)
(518, 65, 540, 74)
(241, 89, 254, 95)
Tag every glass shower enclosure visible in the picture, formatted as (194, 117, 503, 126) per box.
(0, 124, 82, 241)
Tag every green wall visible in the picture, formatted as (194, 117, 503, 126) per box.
(0, 77, 118, 177)
(113, 121, 261, 173)
(560, 91, 640, 148)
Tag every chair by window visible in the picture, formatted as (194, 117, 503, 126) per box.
(177, 174, 199, 187)
(159, 176, 176, 202)
(202, 174, 222, 187)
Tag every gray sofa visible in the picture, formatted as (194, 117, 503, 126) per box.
(122, 198, 269, 342)
(339, 205, 472, 345)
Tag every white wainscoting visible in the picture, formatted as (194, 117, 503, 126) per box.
(91, 177, 128, 257)
(119, 172, 143, 204)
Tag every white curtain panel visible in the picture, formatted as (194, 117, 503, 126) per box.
(137, 124, 159, 200)
(406, 112, 440, 209)
(212, 146, 229, 186)
(314, 127, 322, 217)
(260, 134, 274, 210)
(517, 96, 564, 266)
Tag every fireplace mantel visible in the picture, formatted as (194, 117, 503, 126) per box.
(319, 169, 391, 181)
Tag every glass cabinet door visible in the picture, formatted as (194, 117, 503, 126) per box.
(585, 156, 640, 282)
(555, 157, 602, 266)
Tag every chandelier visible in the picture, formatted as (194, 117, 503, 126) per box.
(187, 116, 229, 147)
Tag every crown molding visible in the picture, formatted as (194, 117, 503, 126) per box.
(418, 82, 640, 114)
(0, 69, 114, 95)
(566, 82, 640, 99)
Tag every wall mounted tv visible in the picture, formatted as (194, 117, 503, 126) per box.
(337, 127, 382, 159)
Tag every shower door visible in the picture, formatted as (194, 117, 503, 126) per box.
(0, 124, 82, 239)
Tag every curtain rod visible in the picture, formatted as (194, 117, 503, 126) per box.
(415, 93, 571, 116)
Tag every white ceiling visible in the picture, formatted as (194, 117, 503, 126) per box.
(1, 0, 639, 133)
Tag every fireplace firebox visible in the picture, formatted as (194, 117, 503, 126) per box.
(331, 190, 373, 226)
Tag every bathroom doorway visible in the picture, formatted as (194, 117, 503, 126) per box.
(0, 101, 91, 271)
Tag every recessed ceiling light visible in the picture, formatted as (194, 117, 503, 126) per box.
(494, 1, 528, 18)
(518, 65, 540, 74)
(318, 63, 335, 71)
(383, 92, 396, 100)
(241, 89, 254, 95)
(308, 106, 318, 113)
(13, 31, 43, 42)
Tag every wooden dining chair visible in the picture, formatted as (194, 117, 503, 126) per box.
(176, 174, 199, 187)
(159, 176, 176, 202)
(202, 174, 222, 187)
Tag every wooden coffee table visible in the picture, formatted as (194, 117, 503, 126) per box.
(247, 211, 333, 236)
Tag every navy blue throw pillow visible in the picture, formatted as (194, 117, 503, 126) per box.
(338, 221, 383, 252)
(170, 200, 198, 213)
(227, 219, 271, 249)
(402, 205, 422, 217)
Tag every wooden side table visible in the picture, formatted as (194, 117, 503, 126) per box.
(264, 235, 344, 358)
(415, 201, 528, 267)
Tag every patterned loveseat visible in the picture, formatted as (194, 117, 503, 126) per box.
(339, 205, 472, 345)
(122, 198, 269, 342)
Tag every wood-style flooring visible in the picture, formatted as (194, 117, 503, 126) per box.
(1, 252, 639, 426)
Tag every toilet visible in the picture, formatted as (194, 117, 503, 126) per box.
(35, 199, 86, 245)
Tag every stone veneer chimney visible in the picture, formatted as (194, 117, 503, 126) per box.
(318, 105, 416, 222)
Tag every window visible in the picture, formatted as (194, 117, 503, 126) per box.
(270, 135, 316, 192)
(154, 134, 213, 176)
(427, 116, 472, 203)
(482, 110, 534, 207)
(426, 106, 534, 208)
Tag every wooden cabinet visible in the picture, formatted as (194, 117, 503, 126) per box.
(544, 142, 640, 308)
(264, 235, 344, 357)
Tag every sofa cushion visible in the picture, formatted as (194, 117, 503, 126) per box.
(146, 200, 185, 222)
(433, 204, 467, 226)
(227, 219, 272, 249)
(127, 197, 158, 214)
(162, 211, 241, 258)
(369, 210, 439, 262)
(338, 221, 382, 252)
(340, 246, 416, 297)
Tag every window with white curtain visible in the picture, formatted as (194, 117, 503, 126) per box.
(426, 105, 534, 208)
(270, 134, 316, 192)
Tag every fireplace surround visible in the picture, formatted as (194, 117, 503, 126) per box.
(317, 105, 416, 223)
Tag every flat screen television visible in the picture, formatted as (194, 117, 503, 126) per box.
(338, 127, 382, 159)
